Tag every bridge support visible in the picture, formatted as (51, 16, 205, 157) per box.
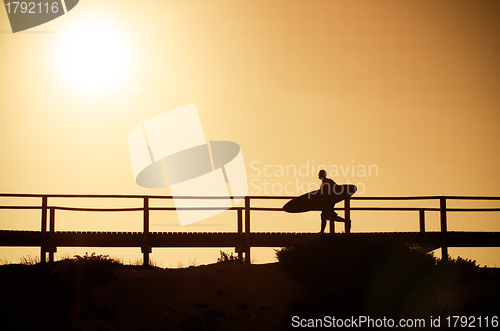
(440, 198, 448, 261)
(236, 209, 243, 261)
(40, 196, 47, 264)
(245, 197, 251, 264)
(48, 208, 57, 263)
(419, 209, 425, 233)
(143, 197, 151, 266)
(345, 198, 351, 234)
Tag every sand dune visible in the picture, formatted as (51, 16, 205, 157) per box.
(69, 262, 301, 331)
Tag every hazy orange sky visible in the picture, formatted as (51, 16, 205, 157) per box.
(1, 0, 499, 266)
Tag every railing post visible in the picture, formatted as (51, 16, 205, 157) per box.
(419, 209, 425, 233)
(344, 198, 351, 234)
(236, 208, 243, 261)
(244, 197, 251, 264)
(142, 197, 151, 266)
(40, 196, 47, 264)
(237, 208, 243, 234)
(48, 208, 56, 263)
(440, 198, 448, 261)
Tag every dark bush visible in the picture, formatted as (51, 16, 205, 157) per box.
(0, 252, 122, 330)
(276, 235, 500, 324)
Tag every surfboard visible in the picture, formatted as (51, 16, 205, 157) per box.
(282, 184, 357, 213)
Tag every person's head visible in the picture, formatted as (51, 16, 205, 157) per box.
(318, 169, 327, 180)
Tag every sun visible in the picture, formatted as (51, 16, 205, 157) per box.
(55, 18, 132, 93)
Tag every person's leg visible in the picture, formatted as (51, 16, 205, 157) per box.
(320, 212, 328, 233)
(332, 212, 351, 233)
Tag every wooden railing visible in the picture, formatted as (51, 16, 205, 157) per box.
(1, 194, 499, 265)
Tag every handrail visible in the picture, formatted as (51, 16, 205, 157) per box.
(2, 193, 500, 200)
(2, 205, 500, 212)
(0, 206, 245, 212)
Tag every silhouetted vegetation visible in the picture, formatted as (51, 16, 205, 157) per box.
(276, 236, 500, 327)
(0, 253, 148, 331)
(216, 250, 244, 264)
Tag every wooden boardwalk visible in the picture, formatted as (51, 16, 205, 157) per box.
(2, 229, 500, 250)
(1, 194, 499, 264)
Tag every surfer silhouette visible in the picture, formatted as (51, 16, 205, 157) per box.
(318, 170, 351, 233)
(283, 170, 356, 232)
